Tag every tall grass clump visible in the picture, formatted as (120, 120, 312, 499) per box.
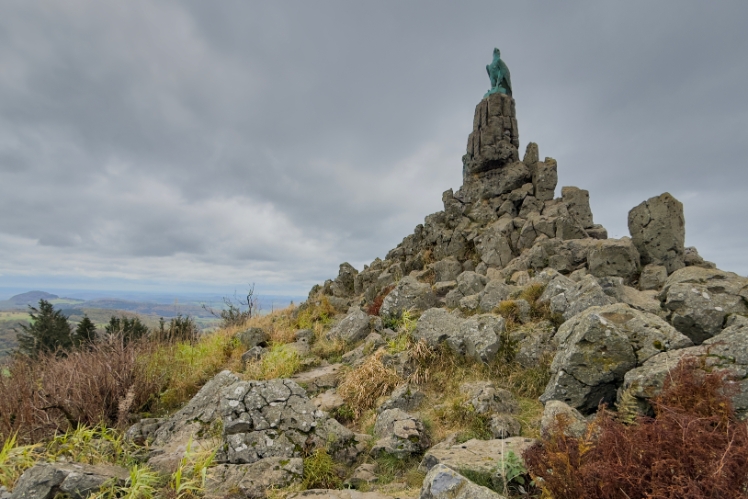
(338, 352, 403, 417)
(524, 357, 748, 498)
(244, 343, 302, 380)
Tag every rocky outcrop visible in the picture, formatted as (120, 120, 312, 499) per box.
(419, 464, 507, 499)
(205, 458, 304, 499)
(327, 309, 381, 343)
(540, 303, 692, 413)
(10, 463, 129, 499)
(371, 409, 430, 459)
(540, 400, 588, 438)
(379, 276, 437, 318)
(628, 193, 685, 274)
(658, 266, 748, 344)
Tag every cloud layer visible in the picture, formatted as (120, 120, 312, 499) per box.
(1, 1, 747, 295)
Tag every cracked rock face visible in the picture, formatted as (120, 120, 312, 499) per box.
(371, 409, 430, 459)
(220, 379, 354, 465)
(540, 303, 692, 413)
(628, 193, 685, 274)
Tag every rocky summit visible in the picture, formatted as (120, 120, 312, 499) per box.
(11, 71, 748, 499)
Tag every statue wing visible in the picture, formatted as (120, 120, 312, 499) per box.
(499, 59, 512, 93)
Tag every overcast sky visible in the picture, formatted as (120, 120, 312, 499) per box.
(1, 1, 747, 297)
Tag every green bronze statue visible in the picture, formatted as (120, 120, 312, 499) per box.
(484, 48, 512, 98)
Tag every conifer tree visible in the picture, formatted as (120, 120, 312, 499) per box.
(16, 299, 73, 357)
(105, 315, 149, 344)
(73, 315, 98, 347)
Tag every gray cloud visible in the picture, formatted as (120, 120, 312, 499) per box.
(1, 0, 747, 296)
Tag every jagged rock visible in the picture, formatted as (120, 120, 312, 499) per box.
(345, 463, 379, 489)
(628, 193, 685, 274)
(461, 314, 505, 363)
(488, 414, 522, 438)
(458, 293, 482, 313)
(419, 464, 507, 499)
(311, 389, 345, 416)
(640, 264, 668, 291)
(621, 315, 748, 418)
(221, 378, 357, 465)
(658, 266, 748, 344)
(124, 417, 163, 445)
(460, 381, 519, 415)
(433, 280, 458, 297)
(291, 364, 343, 395)
(378, 383, 426, 413)
(327, 309, 380, 343)
(236, 327, 269, 349)
(371, 409, 430, 458)
(434, 258, 463, 282)
(475, 221, 515, 268)
(463, 92, 519, 177)
(419, 437, 536, 479)
(456, 271, 488, 296)
(523, 142, 538, 166)
(548, 274, 615, 320)
(512, 321, 556, 368)
(586, 224, 608, 240)
(540, 303, 692, 413)
(555, 216, 588, 240)
(540, 400, 588, 438)
(149, 370, 240, 472)
(341, 333, 385, 365)
(380, 276, 437, 318)
(621, 286, 664, 317)
(10, 463, 129, 499)
(479, 280, 517, 312)
(413, 308, 466, 352)
(683, 246, 715, 268)
(587, 238, 641, 281)
(205, 458, 304, 499)
(330, 263, 359, 298)
(241, 346, 266, 365)
(533, 157, 558, 201)
(561, 186, 593, 228)
(509, 271, 531, 286)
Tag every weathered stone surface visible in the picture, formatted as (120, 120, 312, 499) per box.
(11, 463, 128, 499)
(434, 258, 463, 283)
(289, 490, 395, 499)
(658, 266, 748, 344)
(378, 384, 426, 413)
(461, 315, 505, 363)
(460, 381, 519, 415)
(561, 186, 593, 228)
(458, 293, 482, 313)
(124, 417, 163, 445)
(236, 327, 269, 349)
(341, 333, 385, 365)
(150, 370, 239, 472)
(640, 264, 668, 291)
(419, 437, 536, 477)
(371, 409, 430, 458)
(588, 238, 641, 281)
(548, 275, 615, 321)
(380, 276, 438, 318)
(540, 303, 692, 413)
(205, 458, 304, 499)
(419, 464, 507, 499)
(291, 364, 343, 395)
(621, 286, 664, 317)
(413, 308, 466, 352)
(533, 158, 558, 202)
(330, 263, 359, 298)
(489, 414, 522, 438)
(328, 309, 377, 344)
(456, 271, 488, 296)
(221, 379, 356, 465)
(622, 315, 748, 418)
(241, 346, 266, 365)
(541, 400, 588, 438)
(311, 389, 345, 413)
(345, 463, 379, 489)
(513, 321, 556, 368)
(479, 281, 518, 312)
(433, 280, 458, 297)
(628, 193, 685, 274)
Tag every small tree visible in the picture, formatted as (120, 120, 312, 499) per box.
(203, 284, 259, 328)
(72, 315, 97, 347)
(16, 299, 73, 357)
(105, 315, 149, 344)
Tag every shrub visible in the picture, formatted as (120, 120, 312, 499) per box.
(337, 352, 403, 417)
(524, 357, 748, 499)
(294, 297, 335, 330)
(302, 448, 341, 489)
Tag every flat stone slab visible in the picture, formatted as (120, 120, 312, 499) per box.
(291, 363, 343, 394)
(418, 437, 536, 475)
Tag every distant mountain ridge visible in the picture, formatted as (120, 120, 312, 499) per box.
(8, 290, 58, 304)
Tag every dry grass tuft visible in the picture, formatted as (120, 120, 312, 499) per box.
(338, 352, 403, 417)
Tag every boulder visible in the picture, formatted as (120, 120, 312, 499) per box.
(456, 271, 488, 296)
(345, 463, 379, 489)
(548, 275, 615, 321)
(288, 491, 395, 499)
(488, 414, 522, 438)
(513, 321, 556, 368)
(378, 383, 426, 413)
(628, 193, 685, 274)
(540, 400, 588, 438)
(434, 258, 463, 283)
(327, 309, 378, 344)
(330, 263, 358, 298)
(413, 308, 466, 353)
(639, 264, 668, 291)
(419, 437, 536, 480)
(371, 409, 430, 459)
(540, 303, 692, 413)
(561, 186, 593, 228)
(290, 363, 343, 396)
(311, 389, 345, 413)
(658, 266, 748, 344)
(460, 381, 519, 415)
(235, 327, 269, 349)
(533, 158, 558, 201)
(461, 315, 505, 363)
(621, 315, 748, 418)
(124, 417, 163, 445)
(380, 276, 437, 318)
(419, 464, 507, 499)
(205, 458, 303, 499)
(587, 238, 641, 281)
(478, 281, 518, 312)
(433, 280, 458, 297)
(10, 463, 129, 499)
(221, 378, 357, 465)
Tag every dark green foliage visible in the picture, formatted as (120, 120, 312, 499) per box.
(155, 314, 199, 343)
(105, 316, 149, 344)
(72, 315, 97, 347)
(16, 299, 73, 357)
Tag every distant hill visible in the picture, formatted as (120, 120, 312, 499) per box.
(8, 291, 58, 305)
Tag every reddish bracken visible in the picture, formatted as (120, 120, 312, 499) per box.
(366, 285, 394, 316)
(524, 357, 748, 499)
